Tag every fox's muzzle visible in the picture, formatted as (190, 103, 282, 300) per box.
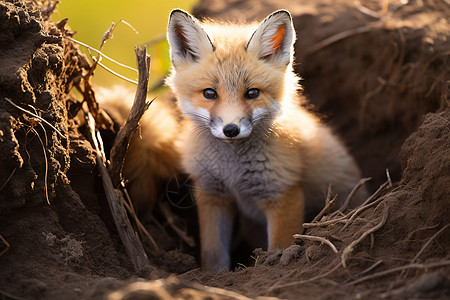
(210, 116, 253, 141)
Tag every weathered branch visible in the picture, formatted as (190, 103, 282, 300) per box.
(86, 113, 150, 273)
(109, 46, 152, 187)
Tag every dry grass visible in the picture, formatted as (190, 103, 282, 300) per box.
(3, 98, 60, 204)
(268, 167, 449, 296)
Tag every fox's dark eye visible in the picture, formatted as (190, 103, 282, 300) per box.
(245, 88, 260, 99)
(203, 88, 218, 100)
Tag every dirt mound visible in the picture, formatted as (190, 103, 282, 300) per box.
(0, 0, 449, 299)
(0, 1, 134, 299)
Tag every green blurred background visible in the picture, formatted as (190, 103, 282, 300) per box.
(52, 0, 198, 90)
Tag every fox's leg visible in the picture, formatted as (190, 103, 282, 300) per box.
(195, 188, 235, 271)
(260, 185, 304, 250)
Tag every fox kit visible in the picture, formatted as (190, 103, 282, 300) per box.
(166, 9, 366, 271)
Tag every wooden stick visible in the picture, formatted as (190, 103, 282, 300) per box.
(86, 113, 150, 272)
(293, 234, 338, 253)
(340, 180, 390, 231)
(358, 179, 391, 208)
(120, 184, 160, 251)
(385, 168, 392, 188)
(302, 216, 347, 228)
(311, 195, 337, 224)
(341, 205, 388, 268)
(108, 46, 153, 187)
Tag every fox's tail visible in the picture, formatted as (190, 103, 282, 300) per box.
(97, 85, 182, 214)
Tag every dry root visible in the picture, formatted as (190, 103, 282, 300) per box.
(0, 234, 10, 257)
(293, 234, 338, 254)
(341, 203, 389, 268)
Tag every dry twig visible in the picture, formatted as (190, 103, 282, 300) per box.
(302, 216, 348, 229)
(86, 112, 150, 272)
(358, 177, 392, 208)
(65, 37, 138, 73)
(121, 183, 160, 251)
(66, 20, 140, 86)
(340, 196, 385, 231)
(385, 168, 392, 188)
(0, 234, 10, 257)
(293, 234, 338, 253)
(340, 178, 391, 231)
(311, 194, 337, 223)
(160, 202, 196, 248)
(337, 177, 371, 213)
(325, 184, 332, 205)
(4, 97, 66, 139)
(108, 46, 153, 187)
(92, 58, 138, 85)
(303, 177, 385, 229)
(341, 204, 389, 268)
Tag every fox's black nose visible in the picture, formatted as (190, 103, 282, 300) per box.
(223, 124, 240, 138)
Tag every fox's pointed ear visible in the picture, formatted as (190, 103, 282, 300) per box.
(167, 9, 214, 67)
(246, 10, 295, 66)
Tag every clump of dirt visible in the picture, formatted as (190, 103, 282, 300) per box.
(0, 0, 449, 300)
(0, 1, 134, 299)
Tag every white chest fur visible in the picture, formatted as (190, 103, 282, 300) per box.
(185, 134, 301, 221)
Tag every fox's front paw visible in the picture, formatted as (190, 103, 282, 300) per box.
(202, 248, 230, 272)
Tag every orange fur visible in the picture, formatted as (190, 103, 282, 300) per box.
(96, 86, 181, 214)
(270, 25, 286, 53)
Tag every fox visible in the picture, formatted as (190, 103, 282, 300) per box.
(165, 9, 367, 272)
